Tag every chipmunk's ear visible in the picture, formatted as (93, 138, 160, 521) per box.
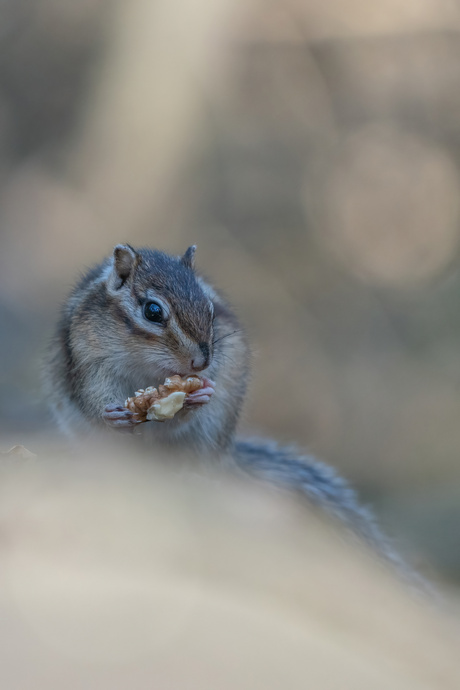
(109, 244, 140, 290)
(181, 245, 196, 270)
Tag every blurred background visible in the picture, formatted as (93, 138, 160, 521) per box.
(1, 0, 460, 584)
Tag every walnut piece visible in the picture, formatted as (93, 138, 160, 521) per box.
(125, 375, 203, 422)
(147, 391, 186, 421)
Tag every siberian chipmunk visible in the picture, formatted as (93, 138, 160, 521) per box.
(45, 244, 249, 452)
(44, 243, 427, 587)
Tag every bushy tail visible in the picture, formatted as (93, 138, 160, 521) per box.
(233, 438, 432, 594)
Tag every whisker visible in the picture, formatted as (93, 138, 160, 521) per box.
(213, 351, 239, 368)
(212, 329, 244, 346)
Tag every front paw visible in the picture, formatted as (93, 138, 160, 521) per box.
(103, 404, 142, 432)
(183, 377, 215, 409)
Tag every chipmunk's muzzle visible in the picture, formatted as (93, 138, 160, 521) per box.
(190, 342, 212, 372)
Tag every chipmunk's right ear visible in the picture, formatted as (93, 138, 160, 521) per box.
(181, 245, 197, 270)
(108, 244, 140, 291)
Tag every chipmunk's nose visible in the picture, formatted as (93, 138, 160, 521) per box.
(191, 342, 211, 372)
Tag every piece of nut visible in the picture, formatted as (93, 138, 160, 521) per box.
(147, 391, 187, 421)
(124, 375, 203, 422)
(125, 387, 160, 421)
(158, 376, 202, 396)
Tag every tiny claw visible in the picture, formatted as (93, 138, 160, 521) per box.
(105, 404, 126, 412)
(184, 384, 215, 408)
(103, 404, 142, 431)
(201, 377, 216, 388)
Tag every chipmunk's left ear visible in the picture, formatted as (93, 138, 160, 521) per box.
(109, 244, 140, 291)
(181, 245, 197, 270)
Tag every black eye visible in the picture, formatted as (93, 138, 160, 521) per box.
(143, 301, 165, 324)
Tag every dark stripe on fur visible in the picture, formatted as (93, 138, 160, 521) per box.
(111, 302, 158, 342)
(56, 318, 86, 410)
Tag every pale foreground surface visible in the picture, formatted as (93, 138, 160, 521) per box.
(0, 441, 459, 690)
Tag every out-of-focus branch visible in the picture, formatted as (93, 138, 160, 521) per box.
(73, 0, 250, 232)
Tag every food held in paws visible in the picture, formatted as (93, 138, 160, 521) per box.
(124, 375, 203, 422)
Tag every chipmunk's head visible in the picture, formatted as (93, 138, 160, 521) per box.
(106, 244, 214, 376)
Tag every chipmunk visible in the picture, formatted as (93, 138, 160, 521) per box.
(44, 244, 249, 452)
(44, 244, 428, 587)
